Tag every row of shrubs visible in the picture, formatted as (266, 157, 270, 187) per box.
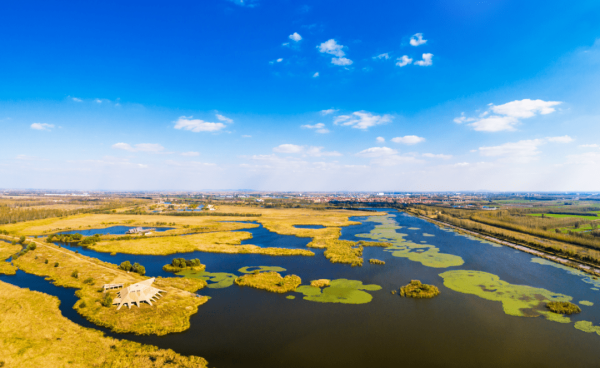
(118, 261, 146, 275)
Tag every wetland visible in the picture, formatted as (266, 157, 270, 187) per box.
(3, 208, 600, 367)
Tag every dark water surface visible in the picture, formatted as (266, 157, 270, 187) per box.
(3, 209, 600, 367)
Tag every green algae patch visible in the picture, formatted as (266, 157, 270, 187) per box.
(580, 300, 594, 306)
(357, 215, 464, 269)
(176, 270, 237, 289)
(295, 279, 381, 304)
(399, 280, 440, 298)
(592, 288, 599, 291)
(575, 321, 600, 336)
(286, 295, 295, 299)
(546, 301, 581, 315)
(439, 270, 573, 323)
(422, 233, 435, 237)
(238, 266, 286, 274)
(531, 258, 600, 289)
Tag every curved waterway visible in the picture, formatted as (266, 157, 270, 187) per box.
(3, 209, 600, 367)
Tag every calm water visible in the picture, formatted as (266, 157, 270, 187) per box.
(3, 209, 600, 367)
(57, 226, 174, 236)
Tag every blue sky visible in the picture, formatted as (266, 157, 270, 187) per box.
(2, 0, 600, 191)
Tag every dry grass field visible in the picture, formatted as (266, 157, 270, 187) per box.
(0, 281, 208, 368)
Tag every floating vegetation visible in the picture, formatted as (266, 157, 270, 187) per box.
(531, 258, 600, 288)
(422, 233, 435, 237)
(369, 259, 385, 265)
(408, 227, 420, 230)
(238, 266, 286, 274)
(176, 270, 237, 289)
(295, 279, 381, 304)
(439, 270, 573, 323)
(546, 301, 581, 315)
(235, 271, 301, 293)
(592, 288, 599, 291)
(580, 300, 594, 306)
(463, 234, 502, 247)
(286, 295, 295, 299)
(357, 215, 464, 268)
(574, 321, 600, 336)
(399, 280, 440, 298)
(310, 279, 330, 288)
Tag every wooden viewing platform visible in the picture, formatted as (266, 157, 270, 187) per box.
(103, 283, 124, 291)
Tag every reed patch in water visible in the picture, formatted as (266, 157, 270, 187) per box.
(399, 280, 440, 298)
(310, 279, 330, 288)
(235, 271, 301, 293)
(546, 301, 581, 315)
(369, 259, 385, 265)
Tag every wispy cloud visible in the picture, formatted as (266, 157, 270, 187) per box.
(112, 143, 166, 153)
(391, 135, 425, 145)
(226, 0, 258, 7)
(356, 146, 419, 166)
(376, 137, 385, 143)
(273, 144, 340, 156)
(301, 123, 330, 134)
(331, 57, 353, 66)
(216, 113, 234, 124)
(72, 97, 82, 102)
(423, 153, 452, 159)
(396, 55, 412, 67)
(273, 144, 304, 153)
(30, 123, 54, 131)
(456, 99, 562, 132)
(478, 136, 573, 163)
(313, 72, 319, 78)
(373, 53, 390, 60)
(579, 144, 599, 148)
(269, 58, 284, 64)
(174, 116, 226, 132)
(334, 111, 393, 130)
(320, 109, 337, 115)
(410, 33, 427, 46)
(181, 152, 200, 157)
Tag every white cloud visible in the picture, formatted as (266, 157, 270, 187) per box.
(356, 147, 398, 158)
(491, 99, 561, 118)
(72, 97, 82, 102)
(414, 53, 433, 66)
(181, 151, 200, 157)
(579, 144, 599, 148)
(331, 57, 353, 66)
(216, 114, 234, 124)
(30, 123, 54, 131)
(112, 143, 135, 152)
(94, 99, 102, 103)
(16, 154, 36, 160)
(546, 135, 573, 143)
(373, 53, 390, 60)
(289, 32, 302, 42)
(313, 72, 319, 78)
(376, 137, 385, 143)
(273, 144, 304, 153)
(320, 109, 337, 115)
(242, 135, 252, 138)
(318, 39, 345, 57)
(305, 146, 341, 157)
(269, 58, 284, 64)
(478, 136, 571, 163)
(566, 152, 600, 165)
(112, 143, 165, 153)
(423, 153, 452, 159)
(138, 164, 149, 168)
(396, 55, 413, 67)
(301, 123, 330, 134)
(174, 116, 226, 132)
(410, 33, 427, 46)
(457, 99, 562, 132)
(226, 0, 258, 7)
(333, 111, 393, 130)
(391, 135, 425, 145)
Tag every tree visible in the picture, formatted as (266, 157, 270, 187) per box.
(119, 261, 132, 272)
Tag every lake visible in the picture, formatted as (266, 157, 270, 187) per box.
(3, 208, 600, 367)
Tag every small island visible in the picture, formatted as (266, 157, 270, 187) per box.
(163, 258, 206, 273)
(235, 271, 301, 293)
(546, 301, 581, 315)
(399, 280, 440, 298)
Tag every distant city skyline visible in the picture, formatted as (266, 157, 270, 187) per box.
(1, 1, 600, 191)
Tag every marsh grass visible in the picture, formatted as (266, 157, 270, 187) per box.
(546, 301, 581, 315)
(369, 259, 385, 265)
(0, 241, 21, 275)
(310, 279, 331, 288)
(235, 271, 301, 293)
(0, 280, 208, 368)
(400, 280, 440, 298)
(12, 240, 209, 335)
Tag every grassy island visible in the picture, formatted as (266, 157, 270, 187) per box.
(234, 271, 301, 293)
(399, 280, 440, 298)
(0, 280, 208, 368)
(10, 239, 209, 336)
(310, 279, 331, 288)
(369, 259, 385, 265)
(0, 240, 22, 275)
(546, 301, 581, 315)
(163, 258, 206, 273)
